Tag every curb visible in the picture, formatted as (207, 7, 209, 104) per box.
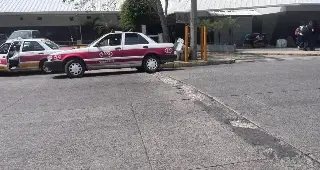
(161, 59, 235, 68)
(235, 59, 255, 63)
(208, 52, 320, 56)
(235, 52, 320, 56)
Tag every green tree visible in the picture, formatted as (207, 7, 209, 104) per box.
(63, 0, 170, 42)
(63, 0, 118, 41)
(199, 17, 239, 44)
(119, 0, 159, 31)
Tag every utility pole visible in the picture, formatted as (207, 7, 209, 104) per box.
(190, 0, 197, 60)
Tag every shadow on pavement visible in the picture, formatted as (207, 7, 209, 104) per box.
(0, 71, 48, 77)
(53, 70, 141, 79)
(53, 68, 183, 79)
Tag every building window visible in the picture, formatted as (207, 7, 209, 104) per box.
(20, 17, 23, 20)
(87, 16, 91, 19)
(37, 17, 42, 20)
(69, 17, 74, 21)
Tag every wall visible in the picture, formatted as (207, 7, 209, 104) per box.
(0, 13, 119, 44)
(258, 14, 279, 44)
(214, 17, 252, 46)
(0, 13, 119, 27)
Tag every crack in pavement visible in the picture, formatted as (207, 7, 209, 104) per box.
(201, 158, 268, 169)
(154, 72, 320, 168)
(123, 84, 154, 170)
(0, 78, 48, 114)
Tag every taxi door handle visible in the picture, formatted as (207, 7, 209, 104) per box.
(38, 52, 44, 54)
(143, 46, 148, 48)
(115, 47, 121, 50)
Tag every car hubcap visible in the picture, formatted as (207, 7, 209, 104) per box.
(69, 63, 82, 75)
(146, 58, 158, 70)
(43, 65, 51, 73)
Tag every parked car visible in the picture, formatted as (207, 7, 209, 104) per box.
(0, 38, 71, 73)
(44, 31, 176, 78)
(6, 30, 42, 42)
(0, 34, 7, 44)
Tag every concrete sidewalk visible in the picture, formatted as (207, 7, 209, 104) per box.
(237, 48, 320, 56)
(211, 48, 320, 56)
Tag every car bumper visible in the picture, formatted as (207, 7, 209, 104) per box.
(159, 54, 177, 64)
(44, 61, 64, 72)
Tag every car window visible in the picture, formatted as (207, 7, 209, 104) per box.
(32, 31, 42, 38)
(98, 34, 122, 46)
(43, 40, 59, 49)
(8, 31, 32, 39)
(22, 41, 45, 52)
(125, 33, 149, 45)
(0, 43, 11, 54)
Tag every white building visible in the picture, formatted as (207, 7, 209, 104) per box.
(167, 0, 320, 46)
(0, 0, 121, 44)
(1, 0, 320, 45)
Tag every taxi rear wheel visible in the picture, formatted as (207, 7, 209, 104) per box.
(143, 55, 159, 73)
(40, 60, 52, 74)
(65, 60, 85, 78)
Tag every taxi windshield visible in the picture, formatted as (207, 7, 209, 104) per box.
(88, 35, 105, 47)
(8, 30, 41, 40)
(43, 40, 60, 49)
(0, 43, 11, 54)
(8, 31, 32, 39)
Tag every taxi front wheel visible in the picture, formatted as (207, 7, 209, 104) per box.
(143, 55, 159, 73)
(65, 60, 85, 78)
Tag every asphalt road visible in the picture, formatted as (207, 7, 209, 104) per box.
(1, 56, 320, 169)
(161, 56, 320, 169)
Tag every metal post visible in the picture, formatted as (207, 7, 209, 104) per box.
(141, 25, 147, 34)
(158, 33, 163, 43)
(190, 0, 197, 60)
(200, 26, 204, 59)
(203, 26, 207, 61)
(184, 25, 189, 62)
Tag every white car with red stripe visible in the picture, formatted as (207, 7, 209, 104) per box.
(0, 38, 72, 73)
(44, 32, 177, 78)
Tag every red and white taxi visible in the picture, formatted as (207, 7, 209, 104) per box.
(44, 32, 176, 78)
(0, 38, 71, 73)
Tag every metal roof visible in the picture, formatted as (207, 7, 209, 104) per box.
(209, 9, 261, 16)
(167, 0, 320, 14)
(0, 0, 123, 14)
(0, 0, 319, 14)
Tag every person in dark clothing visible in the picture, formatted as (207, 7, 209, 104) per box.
(309, 20, 318, 51)
(301, 20, 318, 51)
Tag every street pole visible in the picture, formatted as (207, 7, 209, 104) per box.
(190, 0, 197, 60)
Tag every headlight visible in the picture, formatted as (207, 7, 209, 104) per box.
(47, 55, 52, 61)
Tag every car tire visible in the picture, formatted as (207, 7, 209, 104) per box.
(65, 59, 85, 78)
(143, 55, 159, 73)
(39, 60, 52, 74)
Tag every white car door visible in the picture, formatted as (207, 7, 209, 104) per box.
(87, 33, 123, 68)
(121, 33, 150, 64)
(19, 40, 46, 68)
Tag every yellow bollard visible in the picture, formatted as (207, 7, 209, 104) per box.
(184, 25, 189, 62)
(203, 26, 207, 61)
(200, 26, 204, 60)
